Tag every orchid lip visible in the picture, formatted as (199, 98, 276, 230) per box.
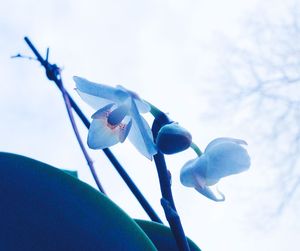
(107, 104, 130, 126)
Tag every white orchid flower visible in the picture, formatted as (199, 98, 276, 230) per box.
(180, 138, 250, 201)
(73, 76, 157, 160)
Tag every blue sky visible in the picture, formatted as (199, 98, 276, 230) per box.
(1, 0, 299, 250)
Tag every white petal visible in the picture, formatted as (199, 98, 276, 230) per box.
(107, 104, 130, 126)
(133, 99, 151, 113)
(205, 177, 220, 186)
(76, 89, 112, 110)
(205, 137, 247, 153)
(87, 118, 120, 149)
(73, 76, 129, 108)
(128, 119, 156, 160)
(194, 185, 225, 202)
(180, 159, 197, 187)
(118, 118, 132, 143)
(91, 103, 114, 119)
(116, 85, 150, 113)
(205, 141, 251, 180)
(195, 175, 208, 188)
(128, 99, 157, 159)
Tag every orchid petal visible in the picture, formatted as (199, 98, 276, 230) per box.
(194, 185, 225, 202)
(205, 177, 220, 186)
(119, 118, 132, 143)
(128, 99, 157, 159)
(180, 156, 221, 187)
(74, 76, 129, 108)
(116, 85, 150, 113)
(91, 103, 114, 119)
(180, 159, 197, 187)
(180, 157, 207, 187)
(107, 104, 130, 126)
(133, 99, 151, 113)
(187, 156, 208, 181)
(76, 89, 112, 110)
(128, 118, 157, 160)
(205, 137, 247, 153)
(195, 175, 208, 189)
(205, 141, 251, 180)
(87, 118, 120, 149)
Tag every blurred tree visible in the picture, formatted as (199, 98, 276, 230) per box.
(214, 1, 300, 214)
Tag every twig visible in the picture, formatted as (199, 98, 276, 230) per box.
(11, 53, 37, 61)
(23, 37, 106, 193)
(20, 36, 162, 223)
(60, 84, 106, 194)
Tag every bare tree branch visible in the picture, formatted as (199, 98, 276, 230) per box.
(214, 1, 300, 214)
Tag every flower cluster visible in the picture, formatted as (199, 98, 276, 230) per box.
(74, 77, 251, 201)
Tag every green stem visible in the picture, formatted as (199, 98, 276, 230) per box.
(145, 100, 164, 118)
(190, 142, 202, 157)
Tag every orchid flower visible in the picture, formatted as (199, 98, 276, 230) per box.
(73, 76, 157, 160)
(180, 138, 250, 201)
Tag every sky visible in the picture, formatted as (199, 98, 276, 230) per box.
(1, 0, 299, 250)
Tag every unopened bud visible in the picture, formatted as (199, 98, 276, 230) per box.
(156, 123, 192, 154)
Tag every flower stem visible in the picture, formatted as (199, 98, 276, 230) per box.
(152, 113, 191, 251)
(145, 100, 164, 118)
(60, 84, 107, 194)
(190, 142, 202, 157)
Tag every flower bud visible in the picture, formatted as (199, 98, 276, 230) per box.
(156, 123, 192, 154)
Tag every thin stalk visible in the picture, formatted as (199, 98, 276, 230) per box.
(190, 142, 202, 157)
(152, 113, 190, 251)
(145, 100, 163, 118)
(60, 84, 106, 194)
(154, 153, 190, 251)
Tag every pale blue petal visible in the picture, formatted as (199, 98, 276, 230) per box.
(194, 185, 225, 202)
(74, 76, 129, 106)
(119, 118, 132, 143)
(205, 137, 247, 153)
(76, 89, 112, 110)
(205, 177, 220, 186)
(181, 157, 220, 187)
(87, 118, 119, 149)
(91, 103, 114, 119)
(180, 159, 197, 187)
(133, 99, 151, 113)
(205, 141, 250, 180)
(116, 85, 150, 113)
(180, 157, 207, 187)
(128, 119, 157, 160)
(189, 155, 208, 180)
(128, 99, 157, 159)
(181, 157, 225, 201)
(107, 104, 130, 126)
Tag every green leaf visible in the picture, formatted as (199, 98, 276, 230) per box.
(61, 169, 78, 178)
(0, 152, 157, 251)
(135, 219, 202, 251)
